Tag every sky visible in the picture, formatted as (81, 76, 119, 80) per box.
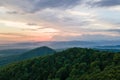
(0, 0, 120, 44)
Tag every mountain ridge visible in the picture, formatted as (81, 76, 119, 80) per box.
(0, 47, 119, 80)
(0, 46, 55, 66)
(1, 40, 120, 50)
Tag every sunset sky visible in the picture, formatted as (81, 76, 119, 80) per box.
(0, 0, 120, 44)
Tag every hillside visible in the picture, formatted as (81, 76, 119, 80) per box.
(0, 46, 55, 66)
(0, 48, 119, 80)
(0, 49, 29, 57)
(19, 46, 55, 58)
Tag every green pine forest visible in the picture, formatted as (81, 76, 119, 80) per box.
(0, 47, 120, 80)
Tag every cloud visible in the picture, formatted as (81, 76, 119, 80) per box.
(27, 23, 38, 26)
(33, 8, 95, 28)
(53, 32, 120, 41)
(53, 29, 120, 41)
(6, 11, 19, 14)
(22, 27, 59, 33)
(80, 34, 120, 41)
(0, 0, 120, 42)
(0, 33, 28, 38)
(0, 0, 81, 13)
(30, 0, 81, 12)
(0, 32, 54, 42)
(0, 20, 42, 29)
(91, 0, 120, 7)
(108, 29, 120, 33)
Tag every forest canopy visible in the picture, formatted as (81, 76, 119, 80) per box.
(0, 48, 120, 80)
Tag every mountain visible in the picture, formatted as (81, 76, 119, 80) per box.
(18, 46, 56, 59)
(1, 40, 120, 50)
(0, 49, 29, 57)
(96, 45, 120, 49)
(95, 49, 120, 52)
(95, 45, 120, 52)
(0, 46, 55, 66)
(0, 48, 119, 80)
(0, 41, 96, 50)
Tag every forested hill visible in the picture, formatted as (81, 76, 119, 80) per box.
(0, 46, 55, 66)
(0, 48, 120, 80)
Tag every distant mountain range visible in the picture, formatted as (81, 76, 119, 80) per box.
(0, 46, 55, 66)
(0, 49, 29, 57)
(94, 45, 120, 52)
(0, 40, 120, 50)
(96, 45, 120, 49)
(0, 40, 120, 66)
